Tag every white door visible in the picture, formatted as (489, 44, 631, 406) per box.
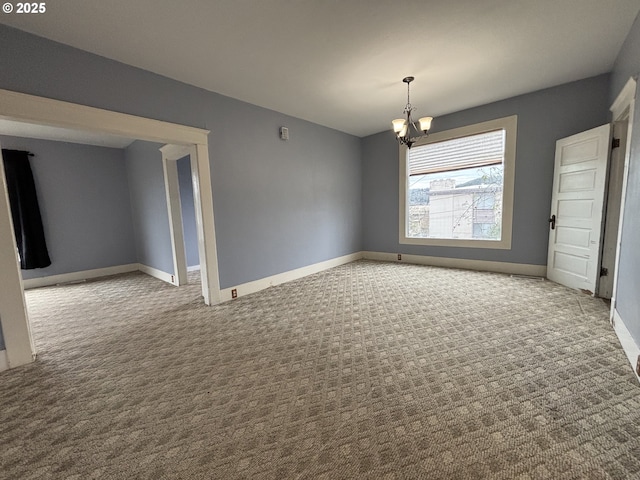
(547, 124, 610, 293)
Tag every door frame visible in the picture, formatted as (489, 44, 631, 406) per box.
(598, 115, 628, 298)
(0, 88, 222, 368)
(0, 141, 35, 368)
(160, 143, 213, 296)
(161, 144, 190, 287)
(609, 77, 636, 319)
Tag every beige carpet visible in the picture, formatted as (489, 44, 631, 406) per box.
(1, 260, 639, 479)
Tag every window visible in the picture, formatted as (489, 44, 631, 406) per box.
(399, 115, 517, 249)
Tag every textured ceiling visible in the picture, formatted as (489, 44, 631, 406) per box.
(1, 0, 638, 137)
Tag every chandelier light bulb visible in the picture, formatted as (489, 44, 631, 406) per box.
(392, 118, 406, 133)
(418, 116, 433, 132)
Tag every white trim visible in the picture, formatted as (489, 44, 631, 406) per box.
(0, 89, 210, 145)
(399, 115, 517, 249)
(161, 151, 188, 286)
(138, 264, 176, 285)
(0, 88, 223, 369)
(598, 120, 628, 298)
(0, 89, 220, 297)
(192, 143, 220, 305)
(0, 349, 8, 373)
(612, 309, 640, 384)
(22, 262, 184, 291)
(20, 255, 547, 294)
(0, 143, 35, 368)
(159, 144, 212, 298)
(22, 264, 139, 289)
(609, 78, 636, 319)
(159, 144, 192, 161)
(363, 251, 546, 277)
(611, 77, 637, 121)
(219, 252, 364, 302)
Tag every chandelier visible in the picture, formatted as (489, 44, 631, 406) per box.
(391, 76, 433, 148)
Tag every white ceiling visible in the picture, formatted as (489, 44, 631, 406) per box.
(1, 0, 638, 138)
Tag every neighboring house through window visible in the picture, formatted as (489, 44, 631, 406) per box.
(399, 115, 517, 249)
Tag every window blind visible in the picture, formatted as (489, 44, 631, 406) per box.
(408, 129, 505, 176)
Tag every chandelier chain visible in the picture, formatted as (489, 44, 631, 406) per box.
(404, 80, 416, 115)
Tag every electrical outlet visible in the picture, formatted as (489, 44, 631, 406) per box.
(231, 289, 238, 299)
(398, 254, 402, 261)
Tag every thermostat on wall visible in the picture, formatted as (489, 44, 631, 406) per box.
(279, 126, 289, 141)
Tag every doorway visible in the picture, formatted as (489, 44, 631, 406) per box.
(160, 144, 207, 291)
(607, 77, 636, 317)
(546, 78, 635, 306)
(0, 88, 221, 370)
(177, 155, 201, 278)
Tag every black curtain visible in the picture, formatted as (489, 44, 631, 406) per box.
(2, 149, 51, 269)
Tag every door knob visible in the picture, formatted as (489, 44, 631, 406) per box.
(549, 214, 556, 230)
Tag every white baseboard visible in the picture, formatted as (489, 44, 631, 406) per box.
(138, 264, 177, 285)
(19, 253, 546, 303)
(363, 251, 547, 277)
(22, 264, 139, 290)
(612, 308, 640, 384)
(219, 252, 364, 302)
(219, 251, 545, 302)
(22, 263, 178, 289)
(0, 349, 8, 373)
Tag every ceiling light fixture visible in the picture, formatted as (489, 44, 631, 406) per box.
(392, 76, 433, 149)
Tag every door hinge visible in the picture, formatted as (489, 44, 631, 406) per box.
(612, 138, 620, 149)
(600, 267, 609, 277)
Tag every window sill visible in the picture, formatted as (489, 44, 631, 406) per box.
(399, 235, 512, 249)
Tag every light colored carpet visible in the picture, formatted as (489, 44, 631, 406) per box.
(1, 260, 639, 479)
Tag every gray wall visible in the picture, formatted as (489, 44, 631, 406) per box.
(362, 75, 611, 266)
(0, 135, 137, 279)
(177, 156, 199, 268)
(0, 25, 362, 290)
(124, 140, 174, 274)
(214, 117, 361, 287)
(610, 12, 640, 345)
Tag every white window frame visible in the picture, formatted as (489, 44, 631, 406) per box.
(399, 115, 517, 249)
